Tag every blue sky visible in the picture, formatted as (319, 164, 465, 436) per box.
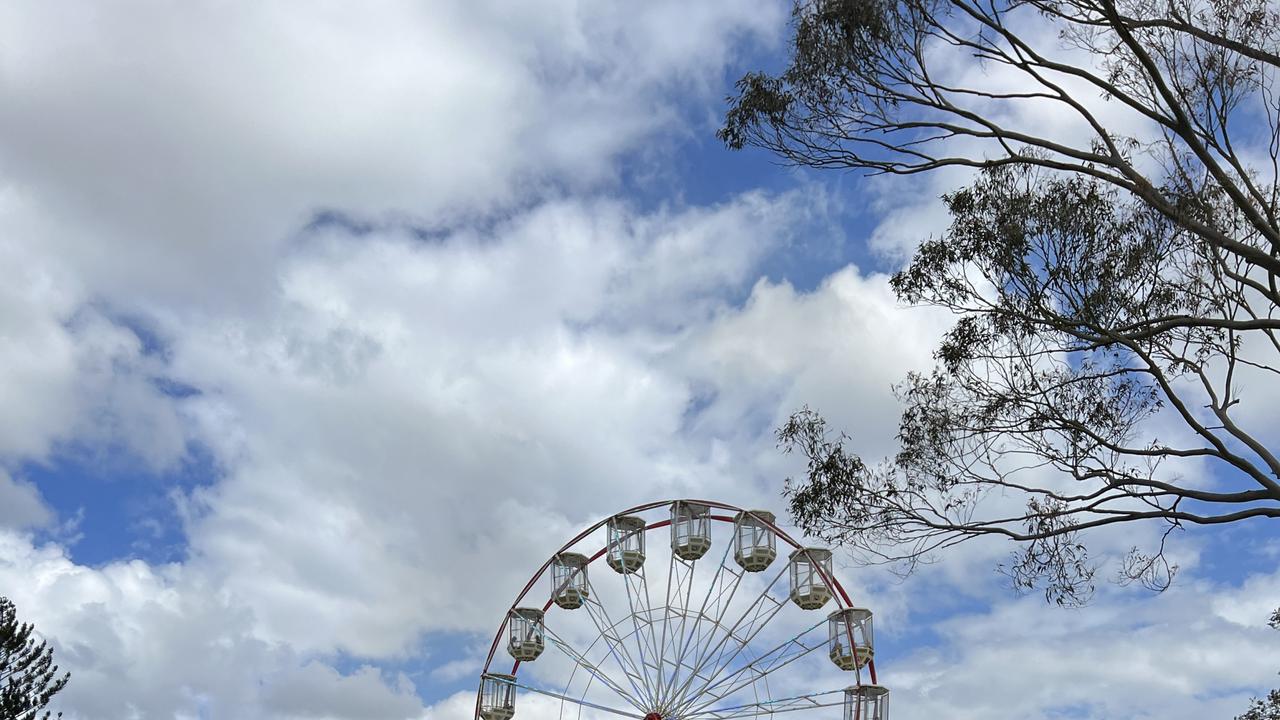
(0, 2, 1277, 719)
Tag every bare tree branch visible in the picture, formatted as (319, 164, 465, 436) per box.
(725, 0, 1280, 603)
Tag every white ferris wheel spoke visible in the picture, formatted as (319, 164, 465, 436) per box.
(619, 565, 664, 706)
(506, 677, 646, 720)
(665, 548, 749, 706)
(665, 563, 787, 713)
(582, 575, 657, 707)
(543, 625, 648, 712)
(635, 564, 667, 697)
(660, 535, 738, 706)
(548, 609, 628, 720)
(679, 617, 828, 717)
(680, 688, 847, 720)
(553, 604, 690, 719)
(652, 549, 682, 707)
(657, 553, 698, 706)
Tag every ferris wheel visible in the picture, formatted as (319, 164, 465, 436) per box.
(475, 500, 889, 720)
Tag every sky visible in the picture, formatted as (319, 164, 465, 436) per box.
(0, 2, 1277, 719)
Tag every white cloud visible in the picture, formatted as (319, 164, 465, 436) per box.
(0, 531, 427, 720)
(0, 2, 1274, 720)
(0, 0, 784, 310)
(164, 192, 837, 656)
(264, 662, 423, 720)
(0, 176, 955, 716)
(679, 267, 951, 461)
(0, 0, 809, 714)
(0, 212, 84, 460)
(0, 0, 788, 470)
(0, 220, 190, 467)
(0, 470, 52, 529)
(410, 564, 1280, 720)
(8, 178, 1270, 717)
(890, 576, 1280, 720)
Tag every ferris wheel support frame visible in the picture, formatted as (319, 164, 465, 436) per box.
(476, 499, 879, 720)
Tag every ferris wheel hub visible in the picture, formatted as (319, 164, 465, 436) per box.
(643, 713, 662, 720)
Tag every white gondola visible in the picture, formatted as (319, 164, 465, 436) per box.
(671, 501, 712, 561)
(733, 510, 777, 572)
(606, 515, 646, 574)
(828, 607, 874, 670)
(788, 547, 833, 609)
(551, 552, 589, 609)
(844, 685, 889, 720)
(479, 673, 516, 720)
(507, 608, 545, 661)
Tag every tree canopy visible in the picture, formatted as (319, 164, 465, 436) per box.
(723, 0, 1280, 605)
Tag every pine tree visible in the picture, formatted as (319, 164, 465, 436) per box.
(0, 597, 69, 720)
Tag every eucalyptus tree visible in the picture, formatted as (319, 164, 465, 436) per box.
(722, 0, 1280, 604)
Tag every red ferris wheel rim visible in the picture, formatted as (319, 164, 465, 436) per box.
(478, 498, 867, 676)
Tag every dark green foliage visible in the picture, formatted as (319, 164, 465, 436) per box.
(1, 597, 69, 720)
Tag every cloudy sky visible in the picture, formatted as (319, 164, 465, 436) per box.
(1, 2, 1277, 719)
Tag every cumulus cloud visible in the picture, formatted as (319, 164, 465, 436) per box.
(0, 2, 1274, 720)
(0, 224, 191, 467)
(166, 191, 898, 656)
(0, 0, 789, 481)
(0, 470, 52, 529)
(0, 186, 955, 716)
(0, 531, 427, 719)
(0, 0, 813, 715)
(263, 662, 423, 720)
(0, 0, 784, 309)
(892, 576, 1280, 720)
